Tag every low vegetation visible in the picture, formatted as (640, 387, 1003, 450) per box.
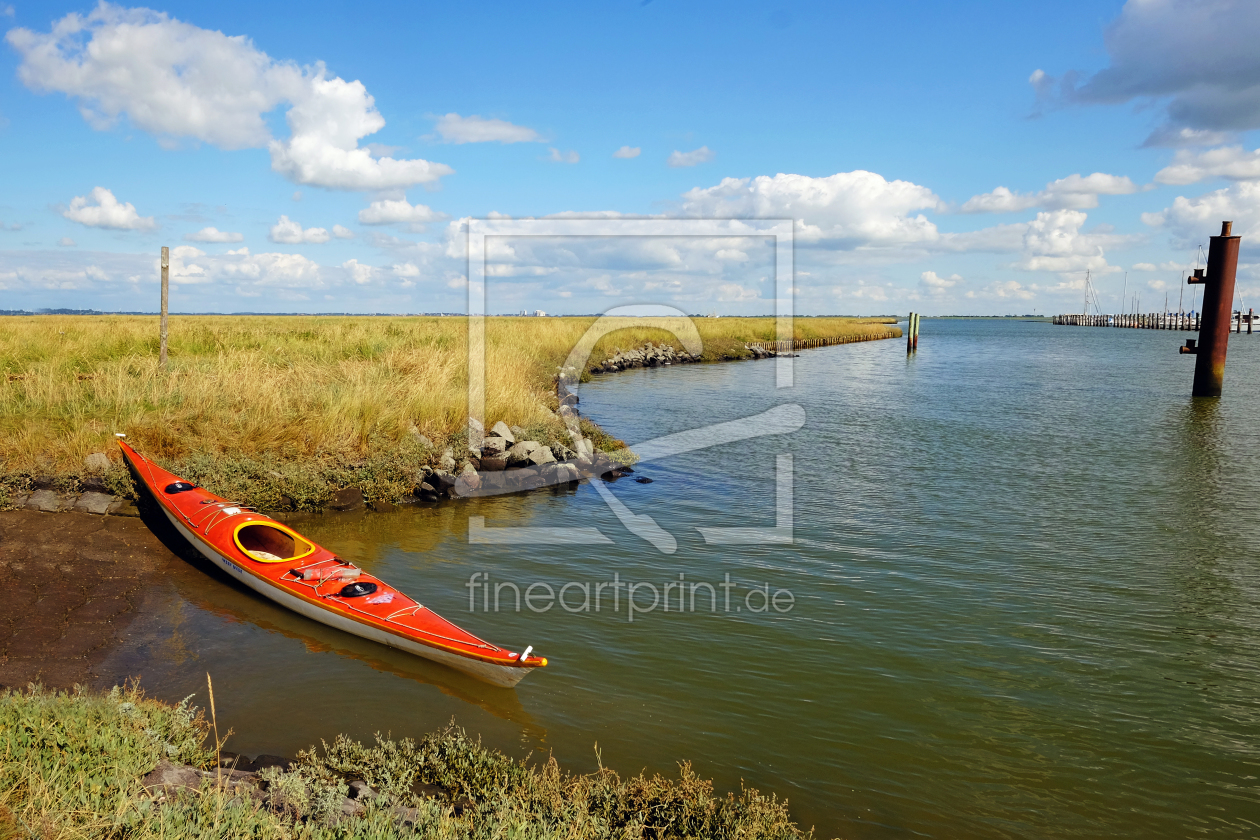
(0, 684, 817, 840)
(0, 315, 897, 508)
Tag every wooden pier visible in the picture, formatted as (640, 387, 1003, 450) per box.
(1052, 310, 1256, 333)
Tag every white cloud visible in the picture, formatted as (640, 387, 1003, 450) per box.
(332, 224, 355, 239)
(1, 5, 14, 17)
(920, 270, 962, 289)
(167, 244, 323, 288)
(613, 145, 641, 159)
(342, 258, 375, 285)
(62, 187, 156, 230)
(357, 198, 443, 232)
(392, 262, 420, 278)
(269, 75, 453, 190)
(58, 237, 76, 247)
(431, 113, 541, 144)
(269, 215, 329, 244)
(1155, 146, 1260, 185)
(680, 171, 942, 246)
(292, 191, 303, 201)
(8, 5, 452, 190)
(1142, 181, 1260, 248)
(548, 148, 580, 164)
(1029, 0, 1260, 144)
(668, 146, 715, 167)
(716, 282, 760, 301)
(1132, 262, 1158, 271)
(185, 226, 243, 243)
(960, 172, 1141, 213)
(714, 248, 749, 262)
(1011, 209, 1127, 274)
(966, 280, 1035, 300)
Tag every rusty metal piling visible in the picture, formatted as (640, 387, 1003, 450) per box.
(1180, 221, 1241, 397)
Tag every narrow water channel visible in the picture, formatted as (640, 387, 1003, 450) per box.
(101, 319, 1260, 839)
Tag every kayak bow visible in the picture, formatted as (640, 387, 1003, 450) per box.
(119, 440, 546, 688)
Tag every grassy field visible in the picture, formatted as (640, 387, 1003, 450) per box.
(0, 684, 815, 840)
(0, 314, 897, 508)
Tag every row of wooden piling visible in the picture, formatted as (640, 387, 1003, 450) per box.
(906, 313, 921, 353)
(1053, 309, 1255, 333)
(747, 332, 900, 353)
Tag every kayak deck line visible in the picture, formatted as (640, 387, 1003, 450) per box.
(116, 439, 543, 687)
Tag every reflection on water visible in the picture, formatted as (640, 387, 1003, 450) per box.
(103, 320, 1260, 839)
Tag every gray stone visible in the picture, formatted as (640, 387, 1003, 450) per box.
(107, 499, 140, 517)
(142, 760, 202, 794)
(348, 780, 377, 801)
(329, 487, 365, 511)
(431, 470, 456, 491)
(25, 489, 63, 513)
(481, 436, 507, 456)
(491, 421, 515, 443)
(455, 464, 482, 493)
(74, 491, 114, 515)
(368, 499, 398, 513)
(479, 455, 506, 471)
(467, 416, 484, 436)
(439, 449, 457, 472)
(418, 481, 437, 495)
(509, 425, 527, 439)
(505, 441, 540, 466)
(33, 475, 57, 490)
(408, 426, 433, 448)
(559, 393, 578, 407)
(80, 476, 110, 494)
(83, 452, 111, 473)
(528, 447, 557, 467)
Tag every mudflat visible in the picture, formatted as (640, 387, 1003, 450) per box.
(0, 509, 182, 689)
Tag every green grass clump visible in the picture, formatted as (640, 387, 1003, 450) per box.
(0, 686, 818, 840)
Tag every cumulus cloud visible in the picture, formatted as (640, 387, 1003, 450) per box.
(613, 145, 641, 159)
(61, 187, 156, 230)
(960, 173, 1141, 213)
(431, 113, 541, 144)
(680, 171, 942, 246)
(269, 215, 329, 244)
(966, 280, 1035, 300)
(1029, 0, 1260, 144)
(920, 270, 962, 290)
(1010, 209, 1129, 274)
(332, 224, 355, 239)
(548, 148, 580, 164)
(58, 237, 76, 247)
(357, 198, 443, 230)
(1142, 181, 1260, 248)
(185, 226, 243, 243)
(668, 146, 715, 167)
(167, 245, 323, 289)
(1155, 146, 1260, 184)
(342, 258, 375, 285)
(8, 4, 452, 190)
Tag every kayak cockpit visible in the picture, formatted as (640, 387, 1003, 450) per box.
(234, 521, 316, 563)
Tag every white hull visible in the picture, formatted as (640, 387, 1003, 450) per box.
(159, 506, 530, 688)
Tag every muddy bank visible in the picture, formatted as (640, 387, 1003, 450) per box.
(0, 508, 183, 688)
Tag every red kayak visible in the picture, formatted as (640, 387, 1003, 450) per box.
(119, 440, 546, 688)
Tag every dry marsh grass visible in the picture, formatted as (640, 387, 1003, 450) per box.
(0, 315, 896, 503)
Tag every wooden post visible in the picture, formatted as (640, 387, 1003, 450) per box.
(1250, 308, 1254, 336)
(160, 246, 169, 368)
(907, 312, 914, 353)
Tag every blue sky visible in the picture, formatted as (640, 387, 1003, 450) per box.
(3, 0, 1259, 315)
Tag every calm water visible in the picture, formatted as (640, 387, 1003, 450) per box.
(101, 319, 1260, 839)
